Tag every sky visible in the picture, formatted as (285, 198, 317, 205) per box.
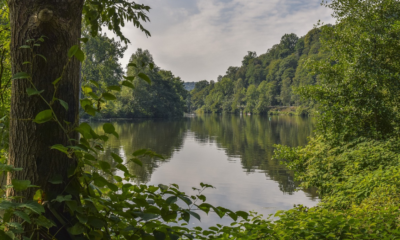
(115, 0, 335, 82)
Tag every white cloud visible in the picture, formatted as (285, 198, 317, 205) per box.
(117, 0, 334, 82)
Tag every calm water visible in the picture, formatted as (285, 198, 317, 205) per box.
(91, 114, 318, 227)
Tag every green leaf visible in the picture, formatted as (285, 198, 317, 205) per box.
(132, 149, 147, 156)
(128, 63, 137, 68)
(84, 154, 97, 161)
(84, 105, 97, 116)
(82, 86, 92, 94)
(166, 196, 177, 205)
(123, 76, 135, 81)
(111, 153, 123, 164)
(66, 201, 78, 212)
(52, 77, 62, 85)
(113, 176, 123, 182)
(75, 122, 93, 139)
(75, 49, 85, 62)
(36, 54, 47, 62)
(107, 182, 119, 191)
(80, 38, 89, 43)
(87, 217, 106, 229)
(103, 123, 115, 134)
(107, 85, 121, 92)
(12, 179, 31, 191)
(93, 174, 108, 188)
(14, 211, 31, 224)
(154, 231, 166, 240)
(69, 222, 85, 235)
(236, 211, 249, 220)
(52, 195, 72, 203)
(149, 63, 155, 70)
(182, 212, 190, 223)
(26, 88, 44, 96)
(35, 215, 55, 229)
(68, 45, 79, 58)
(20, 201, 45, 214)
(116, 164, 129, 175)
(13, 72, 30, 80)
(179, 196, 193, 205)
(102, 92, 116, 100)
(19, 45, 30, 49)
(76, 213, 88, 224)
(188, 211, 201, 221)
(0, 231, 12, 240)
(51, 144, 68, 154)
(33, 189, 43, 202)
(122, 80, 135, 89)
(169, 234, 180, 240)
(98, 161, 111, 171)
(227, 212, 237, 221)
(138, 213, 159, 221)
(130, 158, 143, 167)
(198, 203, 213, 214)
(89, 80, 99, 88)
(58, 99, 69, 111)
(48, 174, 63, 184)
(138, 72, 151, 85)
(88, 92, 99, 100)
(33, 109, 53, 124)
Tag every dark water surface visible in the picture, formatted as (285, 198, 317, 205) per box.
(91, 114, 318, 227)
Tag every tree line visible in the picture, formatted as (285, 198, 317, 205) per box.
(81, 28, 187, 119)
(189, 27, 329, 115)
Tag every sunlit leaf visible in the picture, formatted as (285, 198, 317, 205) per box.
(33, 110, 53, 124)
(68, 45, 79, 58)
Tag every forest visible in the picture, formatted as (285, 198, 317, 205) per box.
(189, 27, 327, 115)
(81, 30, 188, 119)
(1, 0, 400, 239)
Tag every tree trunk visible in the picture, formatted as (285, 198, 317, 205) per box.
(7, 1, 84, 238)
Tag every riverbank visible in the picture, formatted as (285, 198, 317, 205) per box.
(267, 106, 311, 116)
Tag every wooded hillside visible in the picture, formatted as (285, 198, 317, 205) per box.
(190, 26, 330, 115)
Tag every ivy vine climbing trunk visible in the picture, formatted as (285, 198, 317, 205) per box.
(7, 1, 84, 238)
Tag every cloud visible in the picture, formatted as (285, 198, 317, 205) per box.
(117, 0, 334, 82)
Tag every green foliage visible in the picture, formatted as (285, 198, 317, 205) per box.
(109, 49, 187, 118)
(0, 37, 253, 239)
(271, 1, 400, 239)
(190, 27, 327, 114)
(83, 0, 151, 44)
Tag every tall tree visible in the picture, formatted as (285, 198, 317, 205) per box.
(7, 1, 150, 238)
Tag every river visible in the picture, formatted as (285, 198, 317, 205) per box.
(90, 114, 319, 227)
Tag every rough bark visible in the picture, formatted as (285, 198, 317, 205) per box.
(7, 0, 84, 238)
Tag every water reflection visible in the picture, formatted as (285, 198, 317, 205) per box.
(91, 115, 316, 197)
(188, 115, 316, 199)
(90, 114, 318, 227)
(91, 119, 187, 182)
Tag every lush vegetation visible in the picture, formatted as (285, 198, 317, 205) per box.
(1, 0, 400, 239)
(190, 28, 327, 115)
(81, 32, 188, 119)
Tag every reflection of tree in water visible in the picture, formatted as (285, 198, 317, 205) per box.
(92, 115, 318, 199)
(188, 114, 318, 199)
(91, 119, 186, 183)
